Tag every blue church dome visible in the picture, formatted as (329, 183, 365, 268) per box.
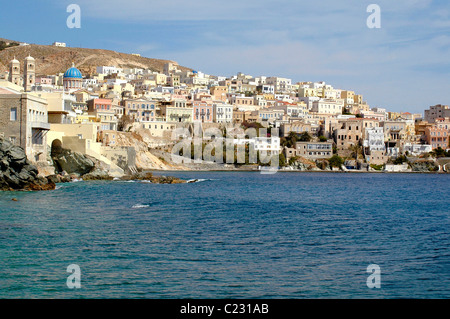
(64, 63, 83, 79)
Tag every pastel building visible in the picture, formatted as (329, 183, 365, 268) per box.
(161, 99, 193, 123)
(87, 98, 118, 131)
(213, 103, 233, 123)
(310, 99, 344, 115)
(193, 102, 213, 123)
(124, 98, 157, 122)
(425, 126, 449, 150)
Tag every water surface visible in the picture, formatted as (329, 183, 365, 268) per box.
(0, 172, 449, 298)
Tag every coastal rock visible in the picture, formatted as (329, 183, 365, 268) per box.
(51, 148, 95, 175)
(410, 160, 439, 172)
(0, 138, 55, 191)
(120, 171, 187, 184)
(82, 169, 114, 181)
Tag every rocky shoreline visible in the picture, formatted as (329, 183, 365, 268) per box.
(0, 138, 191, 191)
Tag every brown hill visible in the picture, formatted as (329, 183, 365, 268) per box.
(0, 43, 191, 76)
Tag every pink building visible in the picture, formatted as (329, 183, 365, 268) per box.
(425, 125, 449, 150)
(35, 77, 53, 86)
(193, 101, 213, 123)
(87, 98, 112, 111)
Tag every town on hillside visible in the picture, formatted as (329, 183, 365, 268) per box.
(0, 44, 449, 175)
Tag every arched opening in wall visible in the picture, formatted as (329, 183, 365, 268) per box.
(51, 139, 63, 156)
(50, 139, 63, 173)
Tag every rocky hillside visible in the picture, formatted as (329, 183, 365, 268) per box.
(0, 42, 191, 76)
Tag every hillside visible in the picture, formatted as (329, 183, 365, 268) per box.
(0, 42, 191, 76)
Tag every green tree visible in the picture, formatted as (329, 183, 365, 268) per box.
(431, 147, 449, 158)
(319, 135, 327, 142)
(298, 132, 312, 142)
(329, 155, 344, 168)
(349, 144, 361, 160)
(278, 153, 287, 167)
(393, 155, 408, 165)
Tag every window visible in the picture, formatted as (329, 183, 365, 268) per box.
(10, 108, 17, 121)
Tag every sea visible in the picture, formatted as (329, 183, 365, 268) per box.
(0, 172, 449, 298)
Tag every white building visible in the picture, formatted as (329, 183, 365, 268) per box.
(232, 137, 281, 155)
(265, 77, 292, 93)
(310, 99, 344, 115)
(403, 144, 432, 156)
(252, 137, 281, 155)
(52, 42, 66, 47)
(364, 127, 385, 151)
(260, 85, 274, 94)
(96, 66, 123, 75)
(213, 103, 233, 123)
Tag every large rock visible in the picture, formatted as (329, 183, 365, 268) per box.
(51, 148, 95, 175)
(0, 138, 55, 191)
(81, 169, 114, 181)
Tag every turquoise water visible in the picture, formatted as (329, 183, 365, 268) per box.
(0, 172, 449, 298)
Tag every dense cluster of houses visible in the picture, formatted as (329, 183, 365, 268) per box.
(0, 52, 449, 169)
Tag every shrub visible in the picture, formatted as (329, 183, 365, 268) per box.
(329, 155, 344, 168)
(370, 164, 384, 171)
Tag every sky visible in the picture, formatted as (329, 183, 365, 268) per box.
(1, 0, 449, 113)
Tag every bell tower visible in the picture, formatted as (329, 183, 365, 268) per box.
(8, 57, 21, 86)
(24, 55, 35, 92)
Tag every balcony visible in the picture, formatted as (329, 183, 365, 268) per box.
(31, 122, 51, 130)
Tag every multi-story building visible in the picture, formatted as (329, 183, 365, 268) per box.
(265, 77, 292, 93)
(230, 95, 256, 111)
(285, 141, 333, 160)
(381, 120, 406, 143)
(161, 99, 193, 123)
(87, 98, 118, 131)
(193, 102, 213, 123)
(0, 82, 50, 162)
(424, 104, 450, 123)
(213, 103, 233, 124)
(257, 85, 275, 94)
(124, 98, 158, 123)
(250, 137, 281, 156)
(310, 99, 344, 115)
(38, 92, 77, 124)
(252, 109, 284, 123)
(233, 110, 252, 124)
(363, 127, 385, 151)
(425, 126, 449, 150)
(340, 90, 355, 108)
(333, 118, 366, 150)
(280, 121, 312, 137)
(210, 86, 228, 102)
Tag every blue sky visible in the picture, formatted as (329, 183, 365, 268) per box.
(1, 0, 449, 113)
